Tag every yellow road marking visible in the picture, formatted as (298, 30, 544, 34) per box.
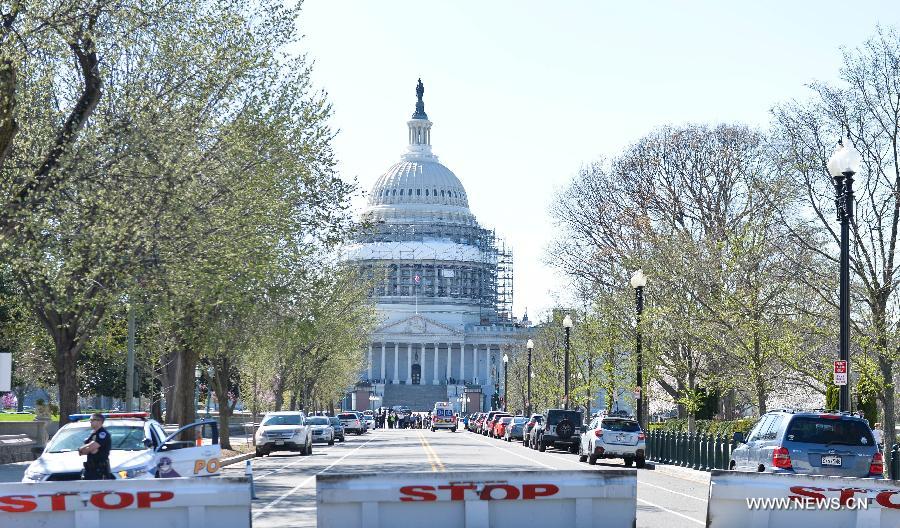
(417, 431, 445, 472)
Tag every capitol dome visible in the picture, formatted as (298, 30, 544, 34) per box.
(368, 160, 469, 210)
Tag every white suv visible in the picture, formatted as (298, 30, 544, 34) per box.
(255, 411, 312, 456)
(578, 415, 646, 467)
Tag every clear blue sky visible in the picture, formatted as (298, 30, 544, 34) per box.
(294, 1, 899, 320)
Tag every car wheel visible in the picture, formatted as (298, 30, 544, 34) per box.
(328, 438, 334, 446)
(431, 427, 436, 432)
(255, 447, 266, 457)
(578, 442, 587, 463)
(588, 453, 598, 465)
(624, 457, 634, 468)
(636, 457, 646, 469)
(307, 440, 313, 455)
(339, 437, 345, 442)
(451, 427, 457, 432)
(538, 438, 547, 452)
(569, 443, 578, 454)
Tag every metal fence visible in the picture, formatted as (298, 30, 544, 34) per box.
(648, 431, 900, 479)
(645, 430, 738, 471)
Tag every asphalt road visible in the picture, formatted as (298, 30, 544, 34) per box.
(223, 427, 710, 527)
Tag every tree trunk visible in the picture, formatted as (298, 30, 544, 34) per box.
(272, 374, 285, 412)
(172, 345, 198, 427)
(162, 352, 177, 423)
(211, 356, 233, 450)
(55, 347, 79, 428)
(289, 390, 298, 411)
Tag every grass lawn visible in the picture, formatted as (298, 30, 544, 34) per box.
(0, 413, 37, 422)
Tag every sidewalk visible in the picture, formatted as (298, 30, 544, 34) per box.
(646, 461, 713, 484)
(0, 461, 29, 483)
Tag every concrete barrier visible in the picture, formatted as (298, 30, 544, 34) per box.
(0, 476, 251, 528)
(317, 470, 636, 528)
(0, 435, 37, 464)
(0, 421, 48, 448)
(706, 470, 900, 528)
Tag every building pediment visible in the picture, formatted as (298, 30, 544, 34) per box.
(374, 314, 462, 337)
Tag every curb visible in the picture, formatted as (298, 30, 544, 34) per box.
(221, 452, 255, 467)
(648, 461, 712, 484)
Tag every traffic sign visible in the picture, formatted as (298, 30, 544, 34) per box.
(633, 386, 641, 399)
(834, 360, 848, 386)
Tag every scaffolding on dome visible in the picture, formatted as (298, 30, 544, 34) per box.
(350, 221, 514, 323)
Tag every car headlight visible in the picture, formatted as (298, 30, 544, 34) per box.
(23, 469, 47, 482)
(117, 465, 149, 479)
(294, 428, 304, 435)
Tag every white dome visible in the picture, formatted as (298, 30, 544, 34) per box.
(368, 159, 469, 209)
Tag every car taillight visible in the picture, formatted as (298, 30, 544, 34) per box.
(819, 414, 841, 420)
(870, 452, 884, 476)
(594, 430, 603, 438)
(638, 433, 645, 440)
(772, 446, 792, 469)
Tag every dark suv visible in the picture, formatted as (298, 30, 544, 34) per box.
(730, 410, 882, 478)
(537, 409, 583, 453)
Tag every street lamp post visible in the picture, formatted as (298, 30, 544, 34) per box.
(563, 314, 573, 410)
(631, 269, 647, 427)
(828, 136, 861, 413)
(526, 339, 534, 416)
(503, 354, 509, 411)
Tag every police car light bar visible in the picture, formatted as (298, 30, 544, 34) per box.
(68, 412, 150, 421)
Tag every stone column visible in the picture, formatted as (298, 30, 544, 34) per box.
(407, 346, 412, 383)
(459, 342, 465, 383)
(433, 343, 439, 385)
(380, 343, 386, 381)
(393, 343, 399, 384)
(445, 343, 452, 382)
(367, 344, 373, 381)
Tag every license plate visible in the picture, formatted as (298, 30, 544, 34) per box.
(821, 455, 842, 466)
(617, 434, 625, 442)
(275, 440, 284, 445)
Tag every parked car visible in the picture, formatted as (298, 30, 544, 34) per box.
(493, 416, 514, 439)
(339, 412, 366, 435)
(254, 411, 312, 457)
(474, 414, 487, 434)
(536, 409, 583, 453)
(352, 411, 370, 432)
(483, 411, 510, 437)
(328, 416, 346, 442)
(305, 416, 335, 445)
(504, 416, 528, 442)
(362, 410, 376, 430)
(469, 413, 483, 432)
(23, 413, 220, 482)
(431, 402, 458, 432)
(730, 410, 882, 478)
(529, 419, 546, 450)
(523, 414, 544, 448)
(579, 415, 646, 467)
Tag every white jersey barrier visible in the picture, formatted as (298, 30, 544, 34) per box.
(706, 470, 900, 528)
(317, 469, 636, 528)
(0, 476, 251, 528)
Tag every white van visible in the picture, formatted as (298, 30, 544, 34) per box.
(431, 402, 457, 432)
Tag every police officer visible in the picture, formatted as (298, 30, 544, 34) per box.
(79, 412, 112, 480)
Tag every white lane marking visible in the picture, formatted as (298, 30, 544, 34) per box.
(638, 498, 705, 525)
(252, 434, 378, 518)
(639, 480, 706, 502)
(255, 443, 343, 480)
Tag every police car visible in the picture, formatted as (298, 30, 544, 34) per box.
(430, 402, 457, 432)
(22, 412, 222, 482)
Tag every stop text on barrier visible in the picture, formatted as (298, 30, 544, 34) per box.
(0, 490, 175, 513)
(399, 483, 559, 502)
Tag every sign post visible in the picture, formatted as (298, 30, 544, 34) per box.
(833, 360, 848, 386)
(0, 353, 10, 392)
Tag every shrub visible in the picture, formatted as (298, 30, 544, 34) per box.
(652, 417, 756, 436)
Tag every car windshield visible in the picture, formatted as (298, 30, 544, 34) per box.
(513, 417, 527, 425)
(500, 417, 512, 424)
(306, 417, 329, 425)
(785, 417, 875, 446)
(533, 416, 543, 423)
(47, 425, 147, 453)
(262, 415, 303, 426)
(329, 417, 341, 425)
(339, 414, 357, 420)
(602, 419, 641, 432)
(547, 411, 582, 425)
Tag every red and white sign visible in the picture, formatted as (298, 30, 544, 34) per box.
(834, 360, 848, 386)
(0, 476, 250, 527)
(318, 470, 636, 528)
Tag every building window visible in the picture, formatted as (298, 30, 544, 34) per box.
(441, 190, 445, 197)
(392, 189, 396, 196)
(417, 189, 421, 196)
(400, 189, 404, 196)
(408, 188, 413, 196)
(425, 189, 429, 196)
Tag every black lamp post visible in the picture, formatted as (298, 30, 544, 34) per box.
(526, 339, 534, 416)
(828, 135, 861, 413)
(631, 269, 647, 427)
(503, 353, 509, 412)
(563, 314, 573, 409)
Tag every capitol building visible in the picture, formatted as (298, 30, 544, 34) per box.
(344, 80, 529, 412)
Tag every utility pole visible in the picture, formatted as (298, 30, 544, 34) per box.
(125, 306, 135, 411)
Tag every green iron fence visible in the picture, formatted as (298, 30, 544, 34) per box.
(645, 430, 738, 471)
